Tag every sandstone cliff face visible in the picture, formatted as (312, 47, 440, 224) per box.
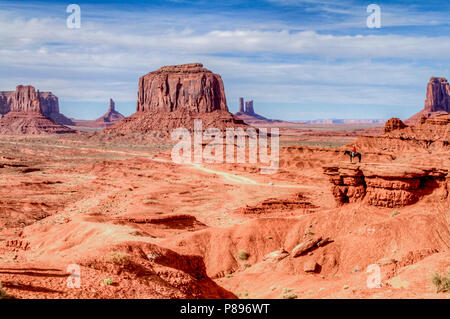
(12, 85, 42, 113)
(136, 63, 228, 113)
(407, 77, 450, 124)
(104, 63, 248, 137)
(0, 91, 14, 115)
(0, 86, 75, 135)
(323, 163, 448, 208)
(425, 77, 450, 113)
(0, 86, 74, 125)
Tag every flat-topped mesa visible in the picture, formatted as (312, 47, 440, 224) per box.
(12, 85, 42, 113)
(425, 77, 450, 113)
(136, 63, 228, 113)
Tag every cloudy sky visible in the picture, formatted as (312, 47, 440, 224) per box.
(0, 0, 449, 120)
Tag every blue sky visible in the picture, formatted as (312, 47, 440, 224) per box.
(0, 0, 449, 120)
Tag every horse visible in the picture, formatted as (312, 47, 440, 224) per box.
(344, 150, 362, 163)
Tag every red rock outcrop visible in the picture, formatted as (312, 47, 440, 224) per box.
(103, 64, 248, 137)
(235, 98, 285, 126)
(12, 85, 42, 113)
(238, 97, 245, 113)
(407, 77, 450, 124)
(136, 63, 228, 113)
(92, 98, 125, 128)
(383, 118, 407, 134)
(0, 91, 14, 116)
(355, 114, 450, 153)
(323, 163, 448, 208)
(424, 77, 450, 113)
(245, 100, 255, 115)
(0, 86, 74, 125)
(0, 85, 75, 135)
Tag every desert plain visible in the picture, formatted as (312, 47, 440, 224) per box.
(0, 64, 448, 299)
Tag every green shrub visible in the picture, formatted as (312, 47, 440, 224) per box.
(391, 210, 400, 217)
(108, 251, 130, 265)
(238, 250, 249, 261)
(281, 288, 297, 299)
(0, 283, 8, 299)
(104, 278, 114, 285)
(432, 271, 450, 293)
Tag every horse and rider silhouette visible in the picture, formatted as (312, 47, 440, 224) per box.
(344, 145, 362, 163)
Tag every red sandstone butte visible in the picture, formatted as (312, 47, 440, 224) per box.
(103, 63, 247, 137)
(407, 77, 450, 124)
(136, 63, 227, 113)
(0, 85, 75, 135)
(0, 86, 73, 125)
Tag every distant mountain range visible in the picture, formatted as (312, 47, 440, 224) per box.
(295, 119, 386, 124)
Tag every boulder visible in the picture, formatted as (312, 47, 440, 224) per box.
(291, 236, 322, 257)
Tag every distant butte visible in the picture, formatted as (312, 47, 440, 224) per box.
(406, 76, 450, 124)
(235, 97, 285, 125)
(103, 63, 248, 137)
(92, 98, 125, 127)
(0, 85, 75, 135)
(0, 86, 74, 125)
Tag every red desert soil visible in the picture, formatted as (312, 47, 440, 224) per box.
(0, 115, 448, 299)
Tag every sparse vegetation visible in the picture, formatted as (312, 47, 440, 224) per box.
(104, 278, 114, 285)
(431, 270, 450, 293)
(108, 251, 130, 265)
(281, 288, 297, 299)
(0, 283, 8, 299)
(391, 210, 400, 217)
(238, 250, 249, 261)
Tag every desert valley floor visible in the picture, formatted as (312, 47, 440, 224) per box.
(0, 121, 448, 299)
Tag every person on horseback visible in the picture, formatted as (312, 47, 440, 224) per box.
(351, 145, 356, 158)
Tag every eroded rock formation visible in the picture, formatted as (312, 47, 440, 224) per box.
(245, 100, 254, 115)
(323, 163, 448, 208)
(425, 77, 450, 113)
(238, 97, 245, 113)
(0, 86, 74, 125)
(103, 63, 248, 137)
(407, 77, 450, 124)
(12, 85, 42, 113)
(383, 118, 407, 134)
(92, 98, 125, 128)
(355, 114, 450, 153)
(0, 85, 75, 135)
(136, 63, 228, 113)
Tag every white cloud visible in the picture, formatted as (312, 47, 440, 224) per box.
(0, 4, 448, 119)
